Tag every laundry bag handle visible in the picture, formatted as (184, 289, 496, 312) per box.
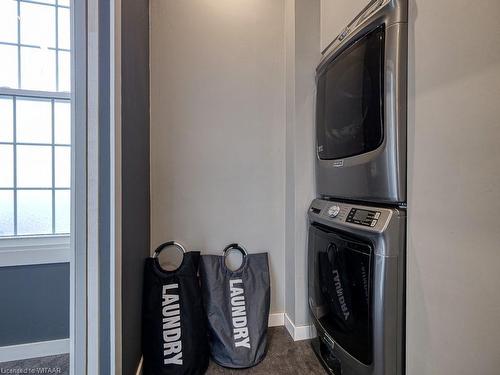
(222, 243, 248, 258)
(153, 241, 186, 258)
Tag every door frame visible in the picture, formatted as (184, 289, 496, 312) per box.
(70, 0, 122, 372)
(69, 0, 88, 373)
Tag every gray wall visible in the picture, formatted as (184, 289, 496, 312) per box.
(406, 0, 500, 374)
(0, 263, 69, 346)
(121, 0, 150, 372)
(284, 0, 320, 327)
(320, 0, 368, 50)
(150, 0, 286, 314)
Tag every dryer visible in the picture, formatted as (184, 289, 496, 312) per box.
(315, 0, 408, 204)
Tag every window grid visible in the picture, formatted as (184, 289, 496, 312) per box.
(0, 0, 71, 237)
(51, 95, 55, 233)
(13, 96, 18, 234)
(54, 0, 59, 91)
(0, 0, 70, 93)
(16, 0, 22, 89)
(0, 95, 71, 236)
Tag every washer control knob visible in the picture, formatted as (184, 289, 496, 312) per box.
(327, 205, 341, 218)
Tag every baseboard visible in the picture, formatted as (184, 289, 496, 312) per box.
(268, 313, 285, 327)
(0, 339, 69, 363)
(284, 313, 317, 341)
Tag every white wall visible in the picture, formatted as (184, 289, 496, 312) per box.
(407, 0, 500, 374)
(150, 0, 286, 313)
(320, 0, 368, 50)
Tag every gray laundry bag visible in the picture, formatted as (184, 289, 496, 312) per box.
(199, 243, 270, 368)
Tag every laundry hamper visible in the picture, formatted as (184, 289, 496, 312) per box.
(142, 241, 209, 375)
(199, 243, 270, 368)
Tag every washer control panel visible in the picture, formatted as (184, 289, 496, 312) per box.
(308, 199, 396, 232)
(327, 205, 341, 218)
(321, 204, 350, 222)
(346, 208, 381, 227)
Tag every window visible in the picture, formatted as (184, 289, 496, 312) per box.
(0, 0, 71, 237)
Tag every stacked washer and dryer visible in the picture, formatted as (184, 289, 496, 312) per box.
(308, 1, 408, 374)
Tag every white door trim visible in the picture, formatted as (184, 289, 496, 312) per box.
(86, 0, 100, 371)
(70, 0, 89, 374)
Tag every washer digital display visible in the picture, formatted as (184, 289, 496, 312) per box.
(347, 208, 381, 227)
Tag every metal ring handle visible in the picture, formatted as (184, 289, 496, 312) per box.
(222, 243, 248, 258)
(153, 241, 186, 258)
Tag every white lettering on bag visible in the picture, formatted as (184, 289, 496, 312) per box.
(229, 279, 251, 348)
(162, 284, 183, 365)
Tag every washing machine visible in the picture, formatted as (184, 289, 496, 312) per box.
(308, 198, 405, 375)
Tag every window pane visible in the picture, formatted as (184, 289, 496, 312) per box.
(20, 2, 56, 48)
(0, 44, 18, 89)
(54, 100, 70, 144)
(0, 145, 14, 188)
(55, 189, 70, 234)
(16, 98, 52, 144)
(58, 0, 70, 6)
(0, 97, 14, 142)
(55, 146, 70, 188)
(17, 145, 52, 188)
(0, 190, 14, 236)
(58, 7, 70, 50)
(17, 190, 52, 235)
(0, 0, 18, 44)
(21, 47, 56, 91)
(58, 50, 70, 92)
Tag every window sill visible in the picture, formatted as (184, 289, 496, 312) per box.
(0, 235, 70, 267)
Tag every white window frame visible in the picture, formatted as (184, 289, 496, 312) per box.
(0, 0, 73, 267)
(0, 235, 70, 267)
(0, 91, 72, 250)
(0, 1, 105, 373)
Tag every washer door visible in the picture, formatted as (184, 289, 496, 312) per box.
(308, 223, 373, 365)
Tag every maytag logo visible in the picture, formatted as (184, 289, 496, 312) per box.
(332, 270, 350, 321)
(333, 160, 344, 167)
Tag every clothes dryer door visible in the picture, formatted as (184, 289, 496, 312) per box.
(308, 223, 373, 365)
(316, 26, 385, 161)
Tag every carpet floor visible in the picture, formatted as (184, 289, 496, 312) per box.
(0, 327, 325, 375)
(206, 327, 325, 374)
